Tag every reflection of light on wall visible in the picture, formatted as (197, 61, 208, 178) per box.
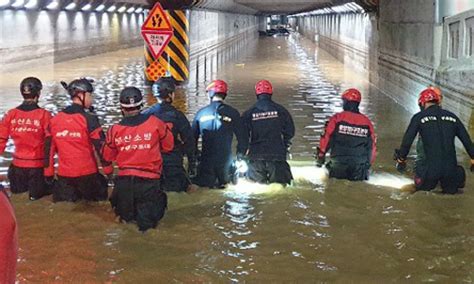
(111, 13, 119, 40)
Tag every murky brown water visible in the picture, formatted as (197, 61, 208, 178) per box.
(2, 34, 474, 283)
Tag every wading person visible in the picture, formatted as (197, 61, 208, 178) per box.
(143, 77, 196, 193)
(103, 87, 173, 232)
(0, 77, 52, 200)
(394, 88, 474, 194)
(414, 86, 442, 178)
(45, 78, 113, 202)
(242, 80, 295, 185)
(316, 88, 377, 181)
(192, 80, 247, 189)
(0, 184, 18, 284)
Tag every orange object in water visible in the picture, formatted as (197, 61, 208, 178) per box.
(0, 190, 17, 284)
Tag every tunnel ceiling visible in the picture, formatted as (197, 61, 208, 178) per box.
(152, 0, 378, 15)
(235, 0, 336, 14)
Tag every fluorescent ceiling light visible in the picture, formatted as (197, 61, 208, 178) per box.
(126, 7, 135, 13)
(117, 5, 126, 13)
(24, 0, 37, 9)
(291, 1, 365, 17)
(0, 0, 10, 8)
(81, 3, 91, 11)
(65, 2, 76, 10)
(107, 5, 116, 12)
(95, 4, 105, 11)
(45, 0, 58, 9)
(11, 0, 25, 8)
(134, 7, 143, 13)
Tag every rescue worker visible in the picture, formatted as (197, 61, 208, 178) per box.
(45, 78, 113, 202)
(143, 77, 196, 192)
(316, 88, 377, 181)
(192, 80, 247, 188)
(415, 86, 443, 175)
(103, 87, 173, 232)
(395, 88, 474, 194)
(0, 77, 52, 200)
(242, 80, 295, 185)
(0, 184, 18, 284)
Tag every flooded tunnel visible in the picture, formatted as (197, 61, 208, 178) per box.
(1, 0, 474, 282)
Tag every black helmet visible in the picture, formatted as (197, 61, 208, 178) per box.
(120, 87, 143, 109)
(20, 77, 42, 98)
(61, 78, 94, 98)
(152, 77, 176, 98)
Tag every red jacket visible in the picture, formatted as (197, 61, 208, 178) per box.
(103, 114, 173, 179)
(0, 103, 51, 168)
(45, 104, 113, 178)
(0, 190, 18, 284)
(319, 111, 377, 164)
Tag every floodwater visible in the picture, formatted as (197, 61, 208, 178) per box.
(1, 34, 474, 283)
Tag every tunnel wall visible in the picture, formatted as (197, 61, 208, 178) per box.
(0, 8, 258, 74)
(188, 9, 258, 58)
(291, 1, 473, 126)
(293, 13, 377, 74)
(0, 10, 144, 72)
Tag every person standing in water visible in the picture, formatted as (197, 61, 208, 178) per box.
(395, 88, 473, 194)
(316, 88, 377, 181)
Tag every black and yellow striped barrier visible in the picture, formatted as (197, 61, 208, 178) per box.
(163, 10, 189, 83)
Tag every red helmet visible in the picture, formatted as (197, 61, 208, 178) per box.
(206, 80, 228, 97)
(255, 80, 273, 95)
(341, 88, 362, 103)
(418, 88, 440, 107)
(428, 86, 443, 102)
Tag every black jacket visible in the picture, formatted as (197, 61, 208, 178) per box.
(144, 102, 194, 166)
(242, 95, 295, 161)
(399, 105, 473, 178)
(192, 101, 247, 164)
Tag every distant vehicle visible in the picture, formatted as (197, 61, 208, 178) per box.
(277, 27, 290, 35)
(264, 27, 290, 36)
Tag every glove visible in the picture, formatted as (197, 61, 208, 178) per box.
(471, 159, 474, 173)
(396, 161, 407, 172)
(315, 147, 325, 168)
(394, 149, 407, 172)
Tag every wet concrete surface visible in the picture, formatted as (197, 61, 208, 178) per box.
(1, 34, 473, 282)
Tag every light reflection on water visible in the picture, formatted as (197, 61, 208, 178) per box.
(2, 34, 474, 283)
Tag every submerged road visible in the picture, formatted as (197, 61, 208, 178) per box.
(1, 34, 473, 282)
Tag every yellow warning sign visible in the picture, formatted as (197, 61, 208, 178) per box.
(141, 3, 172, 31)
(146, 59, 167, 82)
